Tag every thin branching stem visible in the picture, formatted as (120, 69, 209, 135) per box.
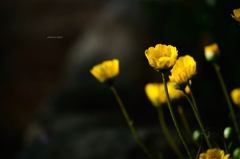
(183, 83, 212, 148)
(158, 107, 185, 159)
(161, 73, 194, 159)
(213, 62, 240, 142)
(110, 86, 155, 159)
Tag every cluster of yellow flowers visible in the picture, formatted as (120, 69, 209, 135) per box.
(88, 8, 240, 159)
(145, 44, 196, 89)
(89, 42, 236, 159)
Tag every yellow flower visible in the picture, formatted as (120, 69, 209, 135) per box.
(145, 83, 165, 107)
(199, 148, 230, 159)
(231, 88, 240, 106)
(145, 82, 188, 107)
(169, 55, 196, 89)
(145, 44, 178, 71)
(231, 8, 240, 22)
(204, 43, 220, 62)
(90, 59, 119, 84)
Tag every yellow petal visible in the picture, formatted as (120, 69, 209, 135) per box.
(233, 8, 240, 17)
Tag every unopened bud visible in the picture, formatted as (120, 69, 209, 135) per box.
(233, 147, 240, 159)
(223, 126, 233, 139)
(193, 129, 201, 142)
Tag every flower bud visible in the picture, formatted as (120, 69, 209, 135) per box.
(231, 88, 240, 107)
(223, 126, 234, 139)
(204, 43, 220, 62)
(192, 129, 201, 142)
(233, 147, 240, 159)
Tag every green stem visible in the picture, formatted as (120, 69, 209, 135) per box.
(188, 87, 200, 118)
(161, 73, 194, 159)
(184, 83, 212, 148)
(177, 105, 199, 148)
(213, 62, 240, 142)
(110, 86, 155, 159)
(188, 84, 200, 114)
(157, 107, 185, 159)
(177, 105, 193, 137)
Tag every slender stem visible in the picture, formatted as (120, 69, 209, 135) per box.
(177, 105, 199, 148)
(188, 85, 200, 115)
(177, 105, 193, 137)
(157, 107, 185, 159)
(213, 62, 240, 141)
(110, 86, 155, 159)
(188, 88, 200, 118)
(184, 84, 212, 148)
(161, 73, 194, 159)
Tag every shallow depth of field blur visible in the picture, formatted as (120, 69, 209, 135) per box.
(1, 0, 240, 159)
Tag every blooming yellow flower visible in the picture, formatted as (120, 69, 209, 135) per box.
(231, 88, 240, 106)
(90, 59, 119, 84)
(204, 43, 220, 62)
(145, 82, 188, 107)
(169, 55, 196, 89)
(145, 44, 178, 71)
(231, 8, 240, 22)
(199, 148, 230, 159)
(145, 83, 165, 107)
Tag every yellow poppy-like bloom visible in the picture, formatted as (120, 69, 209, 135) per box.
(199, 148, 230, 159)
(145, 82, 188, 107)
(204, 43, 220, 62)
(169, 55, 196, 89)
(145, 83, 165, 107)
(231, 88, 240, 106)
(90, 59, 119, 84)
(231, 8, 240, 22)
(145, 44, 178, 71)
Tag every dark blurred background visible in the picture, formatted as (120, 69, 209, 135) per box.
(1, 0, 240, 159)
